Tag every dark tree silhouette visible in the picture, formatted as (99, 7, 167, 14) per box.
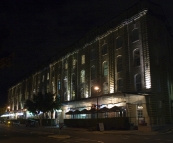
(24, 92, 61, 126)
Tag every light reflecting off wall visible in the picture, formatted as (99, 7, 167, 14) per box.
(67, 94, 70, 101)
(85, 93, 88, 98)
(110, 86, 114, 93)
(145, 70, 151, 89)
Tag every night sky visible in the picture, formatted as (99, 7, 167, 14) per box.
(0, 0, 173, 105)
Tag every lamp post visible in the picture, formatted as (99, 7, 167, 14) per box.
(7, 106, 10, 119)
(94, 86, 99, 122)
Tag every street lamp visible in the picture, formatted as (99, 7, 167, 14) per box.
(7, 106, 10, 119)
(94, 86, 100, 122)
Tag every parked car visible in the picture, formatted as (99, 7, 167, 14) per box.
(25, 119, 38, 127)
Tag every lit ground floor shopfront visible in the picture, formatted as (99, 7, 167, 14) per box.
(60, 93, 150, 126)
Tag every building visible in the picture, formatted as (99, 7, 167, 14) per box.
(7, 0, 173, 127)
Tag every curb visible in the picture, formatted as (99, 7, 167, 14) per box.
(48, 135, 70, 139)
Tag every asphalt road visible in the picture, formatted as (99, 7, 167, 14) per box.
(0, 123, 173, 143)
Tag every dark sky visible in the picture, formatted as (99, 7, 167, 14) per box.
(0, 0, 173, 105)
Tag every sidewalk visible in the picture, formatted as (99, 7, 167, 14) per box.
(45, 126, 160, 139)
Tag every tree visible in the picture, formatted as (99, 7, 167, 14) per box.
(24, 92, 61, 126)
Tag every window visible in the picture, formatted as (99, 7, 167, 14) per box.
(103, 82, 108, 94)
(58, 80, 61, 90)
(134, 49, 140, 67)
(116, 36, 123, 49)
(52, 77, 55, 93)
(132, 28, 139, 42)
(117, 56, 122, 72)
(71, 74, 75, 99)
(103, 61, 108, 76)
(81, 70, 85, 83)
(117, 79, 123, 91)
(47, 84, 49, 93)
(73, 59, 76, 68)
(81, 55, 85, 64)
(64, 76, 67, 89)
(137, 110, 143, 118)
(65, 62, 68, 69)
(91, 49, 96, 60)
(42, 75, 44, 82)
(91, 66, 96, 80)
(47, 73, 49, 80)
(135, 74, 141, 92)
(102, 44, 108, 55)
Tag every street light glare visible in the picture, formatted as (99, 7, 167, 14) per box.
(94, 86, 99, 91)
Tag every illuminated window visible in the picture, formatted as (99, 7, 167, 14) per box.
(47, 73, 49, 80)
(117, 56, 122, 72)
(137, 110, 143, 118)
(71, 74, 76, 99)
(134, 49, 140, 67)
(91, 66, 96, 80)
(91, 49, 96, 60)
(81, 70, 85, 83)
(117, 79, 123, 91)
(102, 44, 108, 55)
(65, 62, 68, 69)
(64, 76, 67, 89)
(73, 59, 76, 68)
(103, 61, 108, 76)
(116, 36, 123, 49)
(132, 28, 139, 42)
(135, 74, 141, 92)
(81, 55, 85, 64)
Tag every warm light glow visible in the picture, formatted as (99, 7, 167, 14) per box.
(94, 86, 99, 91)
(7, 106, 10, 109)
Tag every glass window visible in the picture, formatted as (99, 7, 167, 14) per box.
(135, 74, 141, 92)
(47, 73, 49, 80)
(58, 80, 61, 90)
(42, 75, 44, 82)
(137, 110, 143, 118)
(47, 84, 49, 93)
(91, 49, 96, 60)
(102, 44, 108, 55)
(82, 55, 85, 64)
(117, 79, 123, 91)
(132, 28, 139, 42)
(73, 59, 76, 68)
(91, 66, 96, 80)
(81, 70, 85, 83)
(134, 49, 140, 67)
(116, 36, 123, 49)
(103, 61, 108, 76)
(65, 62, 68, 69)
(117, 56, 122, 72)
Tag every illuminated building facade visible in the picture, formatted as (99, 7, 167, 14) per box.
(7, 1, 173, 126)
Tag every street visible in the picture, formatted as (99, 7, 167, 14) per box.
(0, 124, 173, 143)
